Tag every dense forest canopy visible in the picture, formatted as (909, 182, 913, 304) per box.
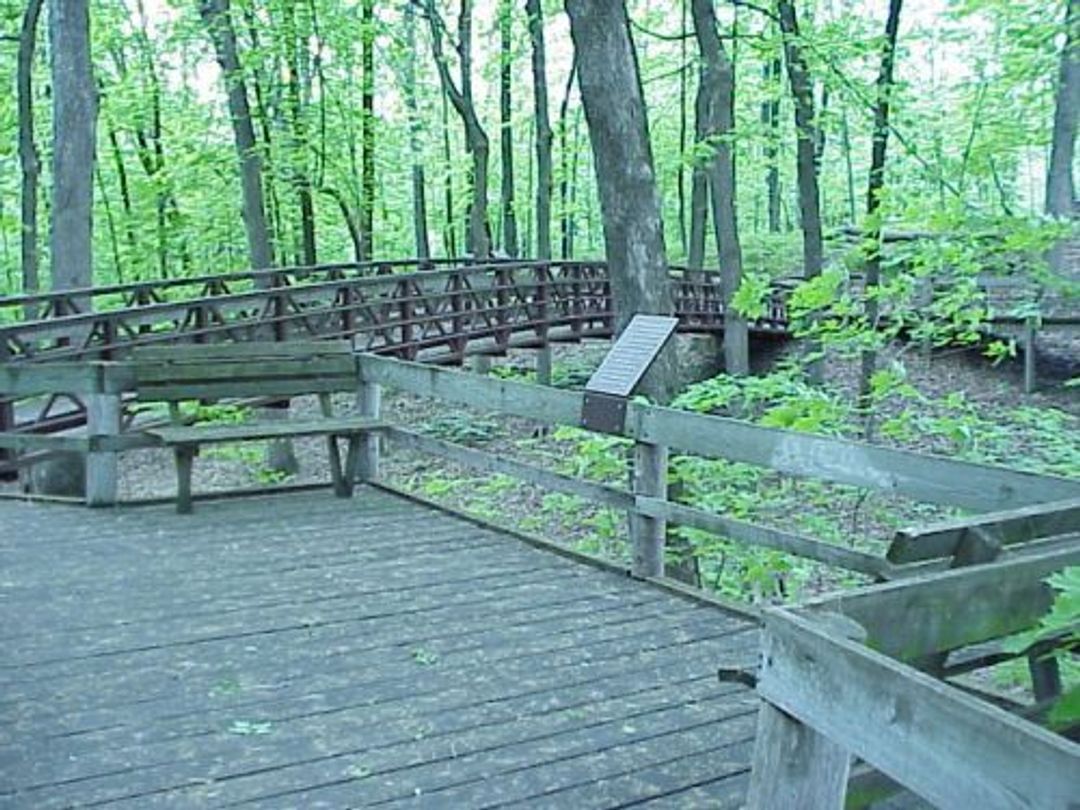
(0, 0, 1074, 294)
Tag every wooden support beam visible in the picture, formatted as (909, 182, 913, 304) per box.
(755, 610, 1080, 810)
(803, 545, 1080, 661)
(85, 392, 120, 507)
(747, 696, 852, 810)
(637, 497, 892, 579)
(355, 355, 1080, 511)
(630, 442, 667, 579)
(1023, 316, 1037, 394)
(357, 380, 381, 482)
(536, 345, 553, 386)
(889, 497, 1080, 564)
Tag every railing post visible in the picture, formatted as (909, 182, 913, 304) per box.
(357, 379, 381, 483)
(630, 441, 667, 578)
(746, 702, 851, 810)
(0, 334, 15, 481)
(86, 386, 120, 507)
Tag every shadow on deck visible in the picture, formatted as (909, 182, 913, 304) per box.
(0, 489, 758, 809)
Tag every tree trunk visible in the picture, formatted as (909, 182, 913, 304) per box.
(200, 0, 274, 273)
(283, 0, 317, 266)
(403, 0, 431, 260)
(18, 0, 44, 314)
(49, 0, 97, 296)
(526, 0, 554, 261)
(564, 0, 675, 398)
(777, 0, 824, 381)
(777, 0, 822, 282)
(688, 67, 709, 271)
(441, 90, 457, 258)
(677, 0, 690, 255)
(1047, 0, 1079, 219)
(558, 56, 578, 260)
(360, 0, 376, 259)
(498, 0, 519, 257)
(693, 0, 748, 375)
(858, 0, 904, 406)
(425, 0, 491, 259)
(763, 53, 782, 234)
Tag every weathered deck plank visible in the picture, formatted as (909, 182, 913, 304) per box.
(0, 490, 757, 808)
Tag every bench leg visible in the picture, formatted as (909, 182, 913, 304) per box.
(326, 435, 346, 497)
(175, 445, 196, 514)
(341, 435, 362, 498)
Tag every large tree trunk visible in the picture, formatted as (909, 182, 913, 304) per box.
(564, 0, 675, 398)
(49, 0, 97, 296)
(425, 0, 491, 259)
(692, 0, 748, 375)
(526, 0, 553, 261)
(1047, 0, 1079, 220)
(200, 0, 274, 273)
(859, 0, 904, 405)
(403, 0, 431, 260)
(18, 0, 44, 315)
(498, 0, 518, 257)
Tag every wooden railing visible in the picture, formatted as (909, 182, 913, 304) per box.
(747, 548, 1080, 808)
(3, 351, 1076, 805)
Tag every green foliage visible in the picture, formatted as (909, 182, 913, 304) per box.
(1004, 567, 1080, 730)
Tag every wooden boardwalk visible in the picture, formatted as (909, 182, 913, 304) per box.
(0, 489, 759, 809)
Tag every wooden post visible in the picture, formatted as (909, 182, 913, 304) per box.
(0, 336, 15, 481)
(85, 392, 120, 507)
(1023, 316, 1037, 394)
(630, 441, 667, 578)
(746, 702, 851, 810)
(357, 380, 381, 483)
(536, 346, 553, 386)
(471, 354, 492, 375)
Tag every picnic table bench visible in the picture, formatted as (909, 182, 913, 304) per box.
(133, 341, 385, 512)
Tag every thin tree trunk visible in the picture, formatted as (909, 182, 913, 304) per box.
(49, 0, 97, 295)
(18, 0, 44, 314)
(200, 0, 274, 273)
(360, 0, 376, 259)
(402, 0, 431, 260)
(564, 0, 675, 398)
(693, 0, 748, 375)
(688, 60, 709, 271)
(1047, 0, 1079, 220)
(526, 0, 553, 261)
(858, 0, 904, 406)
(777, 0, 824, 381)
(841, 105, 856, 224)
(762, 52, 782, 233)
(95, 163, 124, 283)
(677, 0, 690, 255)
(558, 56, 578, 260)
(104, 121, 137, 268)
(442, 89, 457, 258)
(283, 1, 317, 266)
(425, 0, 491, 259)
(499, 0, 518, 256)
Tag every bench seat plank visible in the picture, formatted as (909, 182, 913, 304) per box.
(144, 417, 386, 446)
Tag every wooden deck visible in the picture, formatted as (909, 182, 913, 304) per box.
(0, 489, 759, 809)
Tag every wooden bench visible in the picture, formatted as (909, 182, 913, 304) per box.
(132, 341, 385, 513)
